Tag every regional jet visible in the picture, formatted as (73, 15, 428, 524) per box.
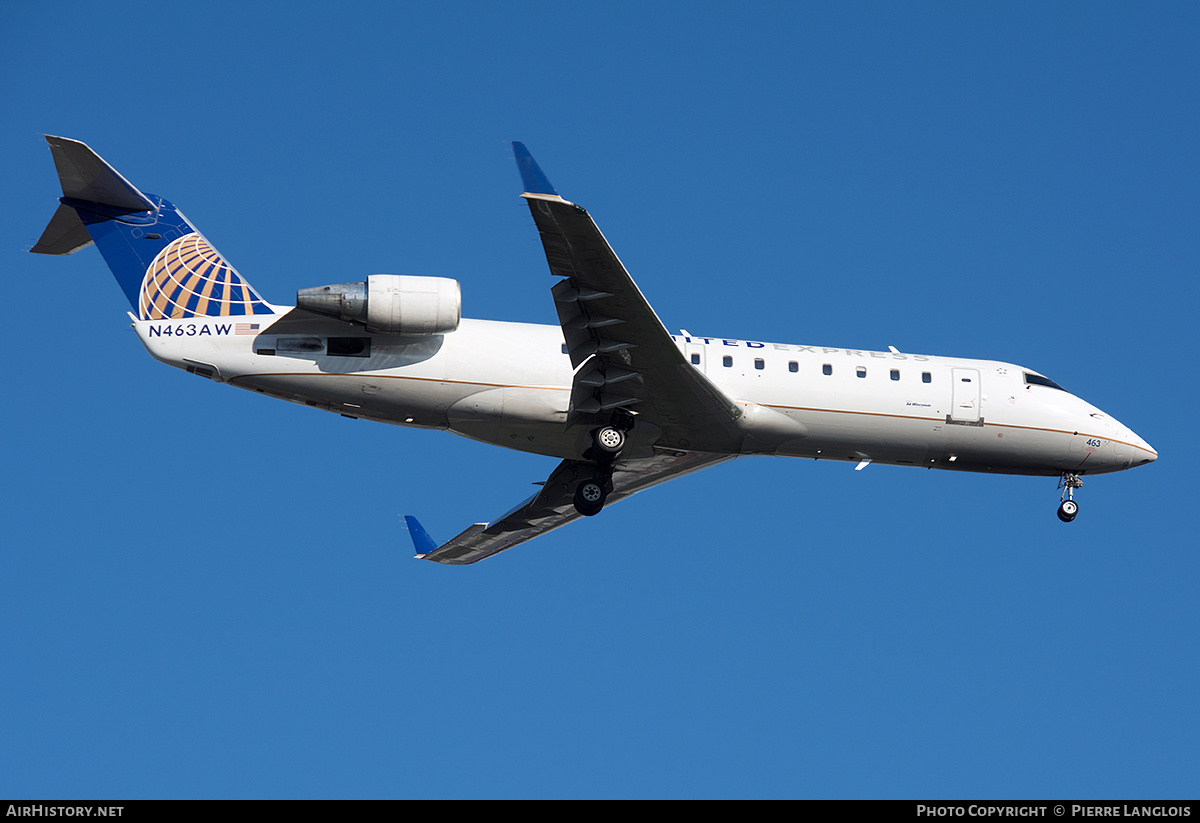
(31, 137, 1157, 564)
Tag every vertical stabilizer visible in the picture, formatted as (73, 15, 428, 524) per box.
(32, 136, 275, 320)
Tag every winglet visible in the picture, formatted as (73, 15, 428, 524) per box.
(404, 515, 438, 558)
(511, 142, 559, 197)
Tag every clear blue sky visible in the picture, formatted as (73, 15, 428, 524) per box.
(2, 1, 1197, 799)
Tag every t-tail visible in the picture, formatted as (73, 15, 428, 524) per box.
(30, 135, 276, 320)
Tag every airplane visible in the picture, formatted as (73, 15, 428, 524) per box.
(31, 136, 1158, 565)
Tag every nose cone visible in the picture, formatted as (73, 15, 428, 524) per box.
(1081, 401, 1156, 471)
(1107, 414, 1157, 469)
(1129, 431, 1158, 467)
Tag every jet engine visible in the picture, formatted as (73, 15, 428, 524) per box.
(296, 274, 461, 335)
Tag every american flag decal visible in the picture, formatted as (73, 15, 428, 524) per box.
(235, 323, 261, 335)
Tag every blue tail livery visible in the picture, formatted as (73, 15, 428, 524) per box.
(31, 135, 274, 320)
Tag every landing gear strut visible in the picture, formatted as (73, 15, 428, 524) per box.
(1057, 472, 1083, 522)
(573, 418, 631, 516)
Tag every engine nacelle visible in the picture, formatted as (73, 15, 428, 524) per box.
(296, 274, 461, 335)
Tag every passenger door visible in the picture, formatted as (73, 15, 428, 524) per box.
(950, 368, 981, 423)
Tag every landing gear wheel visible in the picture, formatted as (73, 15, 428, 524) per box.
(1057, 472, 1083, 523)
(1057, 499, 1079, 523)
(573, 480, 607, 517)
(593, 426, 626, 458)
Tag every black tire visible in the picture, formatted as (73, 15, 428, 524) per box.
(1057, 500, 1079, 523)
(593, 426, 626, 457)
(573, 480, 607, 517)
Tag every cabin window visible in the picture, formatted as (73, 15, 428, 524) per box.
(754, 358, 765, 370)
(922, 371, 931, 383)
(788, 361, 798, 373)
(326, 337, 371, 357)
(561, 344, 569, 355)
(822, 363, 832, 376)
(856, 366, 867, 378)
(723, 355, 733, 367)
(890, 369, 900, 381)
(691, 353, 701, 365)
(1024, 372, 1067, 391)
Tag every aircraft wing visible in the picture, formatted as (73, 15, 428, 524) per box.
(513, 142, 744, 452)
(410, 449, 733, 565)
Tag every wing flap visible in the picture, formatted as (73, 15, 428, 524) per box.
(513, 143, 743, 450)
(519, 186, 743, 450)
(409, 145, 747, 565)
(416, 450, 733, 565)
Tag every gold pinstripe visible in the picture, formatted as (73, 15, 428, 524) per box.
(227, 371, 1157, 460)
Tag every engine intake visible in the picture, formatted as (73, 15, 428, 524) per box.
(297, 274, 461, 335)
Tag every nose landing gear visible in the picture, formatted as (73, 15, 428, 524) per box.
(1057, 472, 1083, 522)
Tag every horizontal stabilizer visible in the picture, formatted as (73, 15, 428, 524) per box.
(44, 135, 155, 211)
(30, 202, 94, 255)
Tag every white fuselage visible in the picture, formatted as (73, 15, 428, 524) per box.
(132, 311, 1157, 478)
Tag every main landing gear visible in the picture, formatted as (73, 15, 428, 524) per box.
(572, 421, 630, 517)
(573, 476, 609, 517)
(1057, 472, 1083, 522)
